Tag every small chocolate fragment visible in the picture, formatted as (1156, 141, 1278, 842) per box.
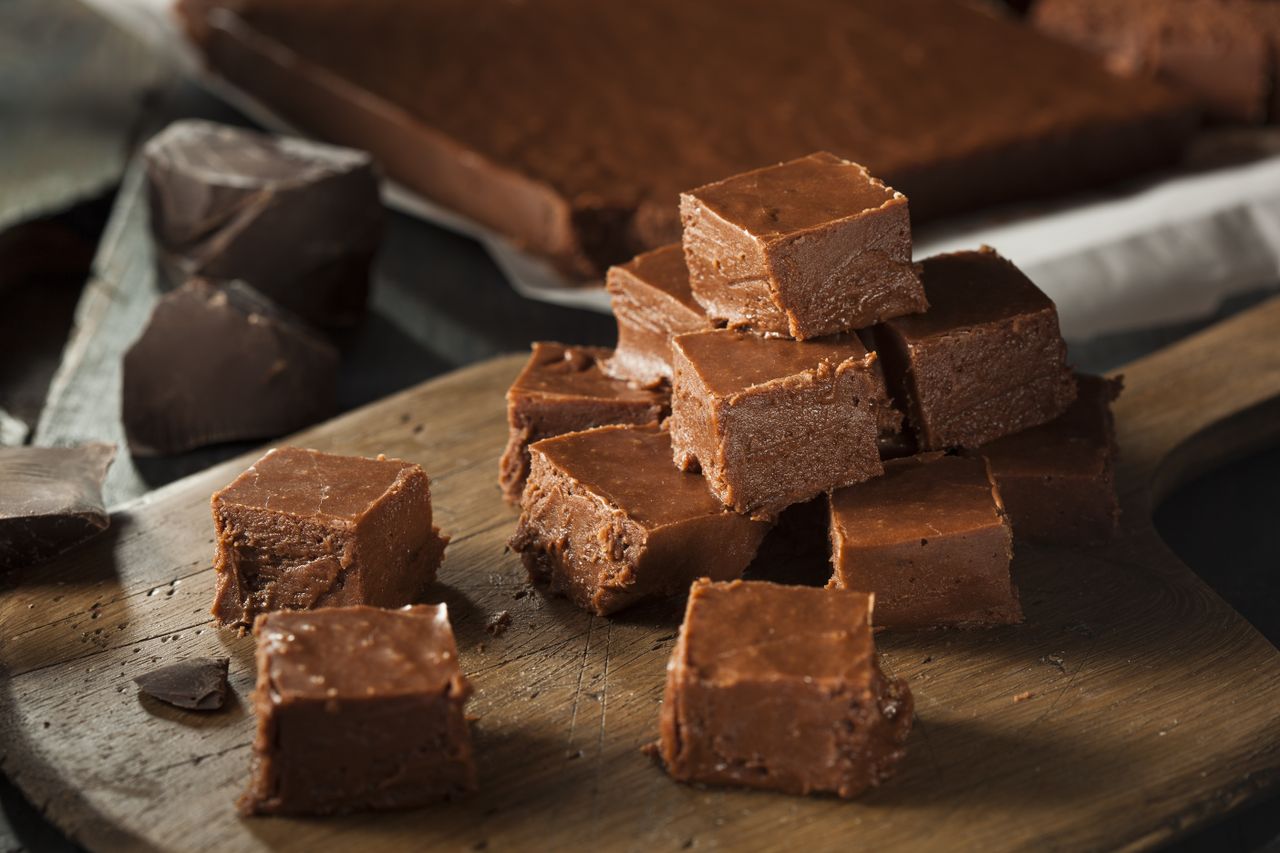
(134, 657, 230, 710)
(602, 244, 710, 388)
(510, 425, 770, 616)
(0, 443, 116, 570)
(242, 605, 476, 815)
(873, 247, 1077, 450)
(144, 119, 383, 327)
(123, 279, 338, 456)
(499, 342, 668, 504)
(828, 453, 1022, 629)
(485, 610, 512, 637)
(977, 374, 1124, 545)
(658, 579, 913, 798)
(211, 447, 448, 628)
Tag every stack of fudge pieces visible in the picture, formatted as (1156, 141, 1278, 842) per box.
(504, 151, 1123, 797)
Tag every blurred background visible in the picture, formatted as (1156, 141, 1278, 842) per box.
(1, 0, 1277, 849)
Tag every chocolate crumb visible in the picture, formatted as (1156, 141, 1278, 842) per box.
(486, 610, 513, 636)
(1012, 690, 1034, 704)
(1041, 652, 1066, 673)
(134, 657, 229, 710)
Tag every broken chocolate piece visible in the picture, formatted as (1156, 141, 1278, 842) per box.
(134, 657, 230, 710)
(123, 279, 339, 456)
(211, 447, 448, 628)
(0, 443, 116, 570)
(144, 119, 383, 326)
(486, 610, 512, 637)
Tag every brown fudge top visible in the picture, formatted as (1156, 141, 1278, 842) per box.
(511, 342, 662, 403)
(0, 443, 117, 570)
(180, 0, 1193, 275)
(529, 424, 728, 530)
(681, 579, 877, 686)
(215, 446, 418, 522)
(674, 330, 874, 398)
(686, 153, 902, 239)
(255, 604, 464, 700)
(830, 453, 1004, 547)
(609, 244, 699, 314)
(885, 247, 1055, 339)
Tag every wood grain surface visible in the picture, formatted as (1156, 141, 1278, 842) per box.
(2, 299, 1280, 852)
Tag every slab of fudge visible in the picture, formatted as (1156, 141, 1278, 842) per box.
(977, 374, 1123, 546)
(241, 604, 475, 815)
(681, 152, 925, 340)
(123, 279, 339, 456)
(179, 0, 1193, 278)
(499, 342, 668, 503)
(602, 244, 710, 388)
(668, 329, 884, 519)
(658, 579, 913, 798)
(509, 425, 770, 616)
(1034, 0, 1278, 124)
(828, 453, 1021, 629)
(144, 119, 383, 326)
(0, 443, 116, 570)
(211, 447, 447, 628)
(872, 247, 1077, 451)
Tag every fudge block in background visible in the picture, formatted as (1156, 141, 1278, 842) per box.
(978, 374, 1124, 545)
(499, 342, 668, 503)
(681, 152, 925, 340)
(872, 248, 1077, 450)
(602, 244, 711, 388)
(144, 119, 383, 327)
(658, 579, 913, 798)
(669, 329, 884, 518)
(509, 425, 770, 616)
(829, 454, 1021, 629)
(211, 447, 447, 628)
(123, 279, 338, 456)
(0, 443, 116, 570)
(242, 605, 475, 815)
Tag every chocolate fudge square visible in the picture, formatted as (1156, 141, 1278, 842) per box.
(829, 453, 1021, 629)
(241, 605, 476, 815)
(499, 342, 668, 503)
(872, 247, 1077, 450)
(602, 244, 711, 388)
(510, 425, 770, 616)
(681, 152, 926, 340)
(211, 447, 448, 628)
(978, 374, 1123, 545)
(669, 329, 885, 518)
(658, 579, 913, 798)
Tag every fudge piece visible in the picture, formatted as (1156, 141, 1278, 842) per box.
(658, 579, 913, 798)
(682, 152, 925, 340)
(242, 604, 475, 815)
(669, 329, 884, 518)
(828, 453, 1021, 629)
(1033, 0, 1278, 124)
(134, 657, 230, 711)
(211, 447, 448, 628)
(977, 374, 1123, 545)
(602, 244, 710, 387)
(144, 119, 383, 326)
(0, 443, 116, 570)
(123, 279, 339, 456)
(872, 248, 1077, 451)
(498, 342, 667, 503)
(179, 0, 1193, 278)
(509, 425, 770, 616)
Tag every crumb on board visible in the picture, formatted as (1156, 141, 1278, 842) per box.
(486, 610, 513, 636)
(1012, 690, 1034, 704)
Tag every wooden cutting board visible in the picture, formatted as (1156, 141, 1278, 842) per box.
(3, 299, 1280, 852)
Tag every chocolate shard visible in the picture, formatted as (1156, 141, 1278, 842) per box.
(134, 657, 230, 710)
(0, 443, 116, 570)
(143, 119, 384, 327)
(122, 278, 339, 456)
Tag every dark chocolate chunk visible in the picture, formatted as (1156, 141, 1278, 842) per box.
(0, 444, 116, 570)
(485, 610, 512, 636)
(134, 657, 230, 710)
(144, 119, 383, 327)
(122, 279, 339, 456)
